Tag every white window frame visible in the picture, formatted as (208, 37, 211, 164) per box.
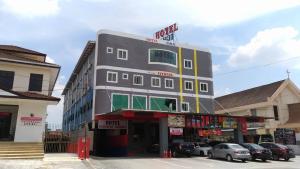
(148, 48, 178, 68)
(106, 47, 113, 54)
(200, 82, 208, 92)
(117, 49, 128, 60)
(122, 73, 128, 80)
(184, 59, 193, 69)
(106, 71, 118, 83)
(165, 78, 174, 89)
(131, 94, 148, 110)
(111, 93, 130, 112)
(184, 80, 193, 91)
(181, 102, 190, 112)
(151, 77, 161, 88)
(133, 74, 143, 86)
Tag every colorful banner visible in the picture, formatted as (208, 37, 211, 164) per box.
(168, 115, 185, 127)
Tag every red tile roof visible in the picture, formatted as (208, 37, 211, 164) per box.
(215, 80, 285, 111)
(0, 45, 46, 56)
(0, 87, 60, 102)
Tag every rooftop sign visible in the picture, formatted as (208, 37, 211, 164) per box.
(154, 23, 178, 42)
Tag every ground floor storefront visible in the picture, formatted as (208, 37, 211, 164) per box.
(91, 110, 267, 157)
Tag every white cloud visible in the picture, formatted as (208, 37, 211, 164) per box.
(46, 75, 65, 129)
(0, 0, 60, 18)
(45, 56, 55, 63)
(228, 26, 300, 68)
(72, 0, 300, 31)
(212, 64, 220, 73)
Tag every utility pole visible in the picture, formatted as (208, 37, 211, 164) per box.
(286, 69, 290, 79)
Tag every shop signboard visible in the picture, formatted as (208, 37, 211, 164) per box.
(21, 114, 42, 126)
(170, 128, 183, 136)
(222, 117, 237, 129)
(98, 120, 128, 129)
(168, 115, 185, 127)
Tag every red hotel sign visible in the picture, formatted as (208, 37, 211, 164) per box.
(155, 23, 178, 40)
(21, 116, 42, 126)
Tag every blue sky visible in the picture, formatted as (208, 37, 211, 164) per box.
(1, 0, 300, 125)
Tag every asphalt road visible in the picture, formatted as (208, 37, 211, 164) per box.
(88, 156, 300, 169)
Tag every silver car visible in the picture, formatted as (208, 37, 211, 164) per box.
(192, 143, 212, 156)
(207, 143, 251, 162)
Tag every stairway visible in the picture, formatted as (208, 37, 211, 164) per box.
(0, 142, 44, 159)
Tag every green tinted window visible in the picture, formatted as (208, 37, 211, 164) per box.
(149, 49, 177, 67)
(112, 94, 129, 111)
(150, 97, 176, 112)
(132, 96, 146, 110)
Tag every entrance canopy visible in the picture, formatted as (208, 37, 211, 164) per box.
(94, 109, 271, 130)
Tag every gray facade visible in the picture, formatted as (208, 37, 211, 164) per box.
(63, 30, 214, 131)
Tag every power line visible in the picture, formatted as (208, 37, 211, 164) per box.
(214, 56, 300, 77)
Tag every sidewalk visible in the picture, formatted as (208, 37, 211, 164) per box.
(0, 153, 91, 169)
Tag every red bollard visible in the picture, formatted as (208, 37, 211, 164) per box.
(163, 150, 167, 158)
(168, 150, 172, 158)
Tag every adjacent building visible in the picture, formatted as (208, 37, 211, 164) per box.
(62, 30, 215, 156)
(215, 79, 300, 144)
(0, 45, 60, 142)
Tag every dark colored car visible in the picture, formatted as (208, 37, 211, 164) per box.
(169, 142, 195, 157)
(240, 143, 272, 162)
(259, 143, 295, 161)
(147, 144, 160, 154)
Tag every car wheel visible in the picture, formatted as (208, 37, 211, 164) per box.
(226, 154, 233, 162)
(200, 151, 204, 157)
(284, 157, 290, 161)
(262, 158, 267, 162)
(208, 152, 213, 159)
(273, 154, 279, 161)
(242, 159, 246, 163)
(251, 156, 256, 161)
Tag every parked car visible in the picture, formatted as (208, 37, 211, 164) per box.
(192, 143, 212, 156)
(240, 143, 272, 161)
(207, 143, 251, 162)
(169, 142, 195, 157)
(259, 143, 295, 161)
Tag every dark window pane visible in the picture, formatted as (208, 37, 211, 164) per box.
(0, 70, 14, 90)
(273, 105, 279, 121)
(29, 73, 43, 91)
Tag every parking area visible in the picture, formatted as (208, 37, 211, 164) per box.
(89, 156, 300, 169)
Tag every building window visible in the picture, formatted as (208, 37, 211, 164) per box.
(184, 59, 192, 69)
(29, 73, 43, 92)
(107, 71, 118, 83)
(112, 93, 129, 111)
(122, 73, 128, 80)
(273, 105, 279, 121)
(117, 49, 128, 60)
(200, 82, 208, 92)
(165, 78, 174, 89)
(107, 47, 113, 54)
(181, 102, 189, 112)
(150, 97, 176, 112)
(133, 75, 143, 86)
(151, 77, 161, 88)
(0, 70, 14, 90)
(184, 80, 193, 91)
(250, 109, 257, 116)
(132, 95, 147, 110)
(148, 49, 177, 67)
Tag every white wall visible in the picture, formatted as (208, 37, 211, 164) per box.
(14, 101, 47, 142)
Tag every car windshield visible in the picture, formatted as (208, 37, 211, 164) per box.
(249, 144, 264, 149)
(199, 144, 210, 147)
(229, 144, 244, 149)
(276, 144, 288, 149)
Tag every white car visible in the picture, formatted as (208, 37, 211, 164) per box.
(192, 143, 212, 156)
